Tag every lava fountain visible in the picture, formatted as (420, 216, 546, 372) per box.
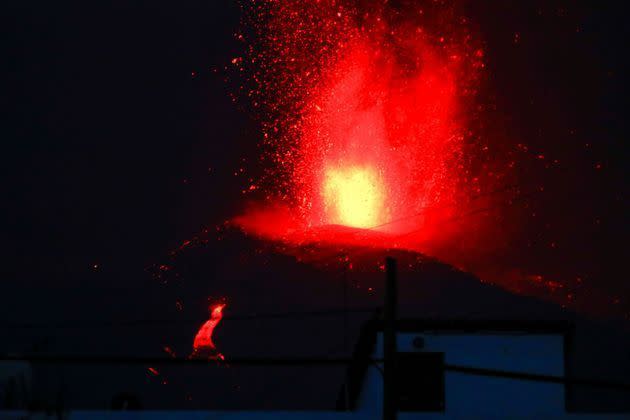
(323, 165, 386, 228)
(235, 0, 486, 251)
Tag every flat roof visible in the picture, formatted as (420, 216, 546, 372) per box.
(368, 319, 572, 334)
(337, 318, 573, 410)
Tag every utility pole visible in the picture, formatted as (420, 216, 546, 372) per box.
(383, 257, 397, 420)
(343, 254, 349, 352)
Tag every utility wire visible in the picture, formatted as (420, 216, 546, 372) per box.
(443, 364, 630, 391)
(361, 183, 521, 232)
(0, 307, 381, 330)
(0, 354, 358, 366)
(1, 354, 629, 392)
(393, 185, 543, 241)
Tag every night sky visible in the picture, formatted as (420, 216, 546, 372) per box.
(1, 0, 628, 410)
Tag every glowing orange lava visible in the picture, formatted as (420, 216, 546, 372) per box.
(322, 165, 386, 229)
(236, 1, 487, 252)
(192, 303, 225, 359)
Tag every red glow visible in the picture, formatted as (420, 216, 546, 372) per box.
(236, 0, 485, 252)
(322, 165, 386, 228)
(192, 303, 226, 358)
(294, 32, 464, 238)
(142, 0, 628, 325)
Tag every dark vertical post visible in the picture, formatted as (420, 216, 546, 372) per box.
(383, 257, 397, 420)
(342, 254, 350, 409)
(343, 257, 349, 352)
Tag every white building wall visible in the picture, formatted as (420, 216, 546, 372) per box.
(359, 332, 566, 418)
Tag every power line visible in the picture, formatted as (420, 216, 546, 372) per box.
(393, 185, 543, 241)
(1, 354, 629, 392)
(443, 364, 630, 391)
(0, 354, 358, 366)
(0, 307, 381, 330)
(361, 183, 521, 232)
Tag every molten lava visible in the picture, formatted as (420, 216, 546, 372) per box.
(236, 0, 485, 250)
(192, 303, 225, 359)
(323, 165, 386, 228)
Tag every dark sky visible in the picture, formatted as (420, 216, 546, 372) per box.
(471, 1, 628, 301)
(3, 1, 246, 278)
(1, 0, 628, 410)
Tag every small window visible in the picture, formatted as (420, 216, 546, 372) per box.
(396, 352, 445, 411)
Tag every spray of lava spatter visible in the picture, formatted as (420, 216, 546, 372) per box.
(229, 1, 608, 312)
(235, 0, 492, 250)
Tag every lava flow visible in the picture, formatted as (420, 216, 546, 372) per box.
(191, 303, 226, 359)
(235, 0, 487, 252)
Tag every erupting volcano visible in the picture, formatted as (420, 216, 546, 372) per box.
(235, 0, 488, 251)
